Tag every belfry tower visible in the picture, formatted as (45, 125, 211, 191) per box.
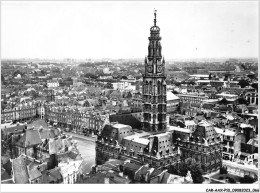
(142, 10, 167, 132)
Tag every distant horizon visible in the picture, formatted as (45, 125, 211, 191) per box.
(2, 1, 259, 59)
(1, 56, 258, 61)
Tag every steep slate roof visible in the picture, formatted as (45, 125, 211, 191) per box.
(41, 172, 50, 184)
(192, 121, 219, 144)
(49, 167, 62, 180)
(82, 171, 131, 184)
(109, 113, 142, 130)
(1, 168, 12, 181)
(202, 103, 215, 110)
(135, 165, 150, 178)
(82, 172, 106, 184)
(101, 124, 134, 144)
(123, 162, 142, 171)
(28, 167, 42, 181)
(167, 91, 179, 101)
(38, 129, 56, 140)
(102, 160, 124, 172)
(161, 172, 171, 183)
(2, 158, 12, 176)
(150, 169, 166, 180)
(12, 156, 29, 184)
(109, 90, 122, 98)
(1, 125, 26, 136)
(16, 129, 42, 147)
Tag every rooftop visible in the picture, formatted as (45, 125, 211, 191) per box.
(216, 93, 238, 97)
(214, 127, 236, 137)
(167, 126, 191, 133)
(111, 123, 131, 129)
(12, 156, 29, 184)
(166, 91, 179, 101)
(123, 136, 150, 145)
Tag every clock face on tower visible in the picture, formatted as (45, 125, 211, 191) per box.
(147, 66, 153, 73)
(157, 65, 163, 73)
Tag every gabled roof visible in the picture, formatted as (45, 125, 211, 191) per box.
(161, 172, 171, 184)
(12, 156, 29, 184)
(16, 129, 42, 147)
(110, 91, 122, 99)
(42, 173, 50, 184)
(136, 165, 150, 176)
(39, 129, 56, 140)
(1, 168, 12, 181)
(1, 125, 26, 136)
(2, 156, 12, 175)
(28, 167, 42, 180)
(123, 162, 142, 171)
(49, 167, 62, 180)
(67, 151, 83, 160)
(150, 168, 165, 179)
(82, 172, 106, 184)
(109, 113, 142, 130)
(167, 91, 179, 101)
(193, 121, 219, 143)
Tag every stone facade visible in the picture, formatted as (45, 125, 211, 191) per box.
(142, 11, 167, 132)
(172, 121, 223, 174)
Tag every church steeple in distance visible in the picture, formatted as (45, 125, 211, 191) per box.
(142, 10, 167, 132)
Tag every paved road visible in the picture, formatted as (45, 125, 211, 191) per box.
(71, 135, 96, 175)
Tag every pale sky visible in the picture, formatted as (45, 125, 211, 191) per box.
(1, 1, 259, 60)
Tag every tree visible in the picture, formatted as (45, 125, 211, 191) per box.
(31, 90, 39, 99)
(251, 83, 258, 92)
(247, 73, 256, 80)
(224, 74, 229, 81)
(168, 161, 188, 177)
(239, 175, 255, 184)
(1, 74, 5, 84)
(226, 177, 236, 184)
(219, 166, 228, 174)
(47, 154, 58, 170)
(209, 73, 212, 80)
(237, 97, 249, 105)
(186, 158, 204, 183)
(191, 169, 204, 184)
(1, 101, 7, 111)
(238, 79, 250, 88)
(40, 70, 46, 75)
(172, 90, 179, 94)
(169, 158, 204, 183)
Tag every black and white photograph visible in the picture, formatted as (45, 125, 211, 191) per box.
(1, 1, 259, 192)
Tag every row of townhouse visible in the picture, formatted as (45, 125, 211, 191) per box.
(1, 102, 43, 123)
(45, 105, 109, 135)
(177, 93, 209, 104)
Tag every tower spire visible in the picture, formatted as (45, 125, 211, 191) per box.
(143, 10, 166, 132)
(154, 9, 157, 26)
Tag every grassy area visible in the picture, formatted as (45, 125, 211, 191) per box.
(211, 173, 242, 183)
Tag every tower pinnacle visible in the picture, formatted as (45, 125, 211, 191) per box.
(154, 9, 157, 26)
